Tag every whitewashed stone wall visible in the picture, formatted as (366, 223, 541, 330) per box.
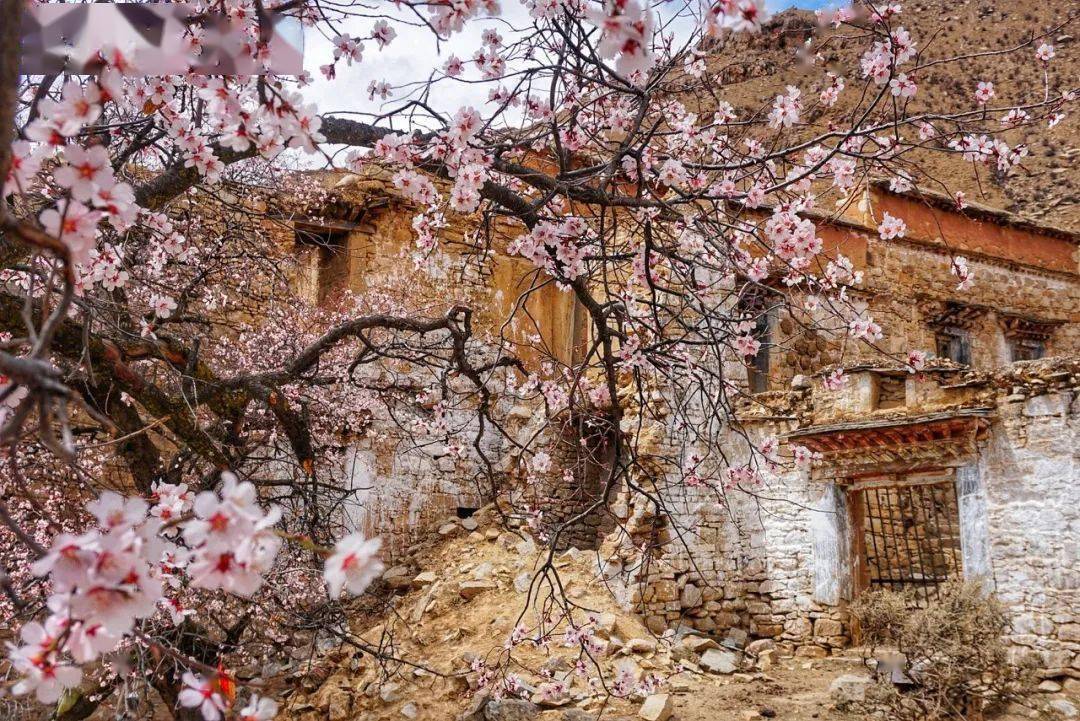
(608, 366, 1078, 671)
(983, 389, 1079, 676)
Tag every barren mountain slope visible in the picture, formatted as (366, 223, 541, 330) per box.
(684, 0, 1079, 230)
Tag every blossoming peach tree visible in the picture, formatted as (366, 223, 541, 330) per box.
(0, 0, 1074, 717)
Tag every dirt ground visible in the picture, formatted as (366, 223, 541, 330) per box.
(641, 657, 853, 721)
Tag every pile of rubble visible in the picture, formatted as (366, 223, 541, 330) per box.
(279, 507, 838, 721)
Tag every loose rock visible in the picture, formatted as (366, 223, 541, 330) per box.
(382, 565, 413, 590)
(700, 648, 740, 674)
(459, 580, 496, 600)
(745, 639, 777, 656)
(625, 638, 659, 655)
(1049, 699, 1079, 719)
(829, 674, 872, 706)
(412, 570, 437, 588)
(484, 699, 539, 721)
(638, 693, 673, 721)
(561, 710, 593, 721)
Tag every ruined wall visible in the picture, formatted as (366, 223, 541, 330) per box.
(286, 170, 582, 551)
(284, 170, 1079, 661)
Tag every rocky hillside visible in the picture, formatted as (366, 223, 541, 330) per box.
(686, 0, 1079, 231)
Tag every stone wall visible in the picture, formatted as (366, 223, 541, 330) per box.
(607, 359, 1078, 671)
(860, 237, 1080, 369)
(597, 406, 852, 655)
(983, 384, 1079, 677)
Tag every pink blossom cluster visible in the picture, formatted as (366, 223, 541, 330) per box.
(507, 217, 591, 281)
(584, 0, 656, 77)
(9, 473, 384, 718)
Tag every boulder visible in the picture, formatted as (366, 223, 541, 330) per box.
(484, 699, 539, 721)
(700, 648, 739, 674)
(829, 674, 872, 706)
(461, 517, 479, 531)
(400, 702, 419, 719)
(638, 694, 673, 721)
(439, 522, 460, 536)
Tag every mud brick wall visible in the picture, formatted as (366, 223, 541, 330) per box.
(284, 175, 583, 553)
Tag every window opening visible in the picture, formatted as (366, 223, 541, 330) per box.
(738, 287, 775, 394)
(935, 327, 971, 365)
(1000, 315, 1056, 363)
(294, 225, 349, 304)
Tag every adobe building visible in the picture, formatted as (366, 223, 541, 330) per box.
(284, 170, 1078, 676)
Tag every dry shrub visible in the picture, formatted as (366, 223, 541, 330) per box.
(850, 581, 1037, 720)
